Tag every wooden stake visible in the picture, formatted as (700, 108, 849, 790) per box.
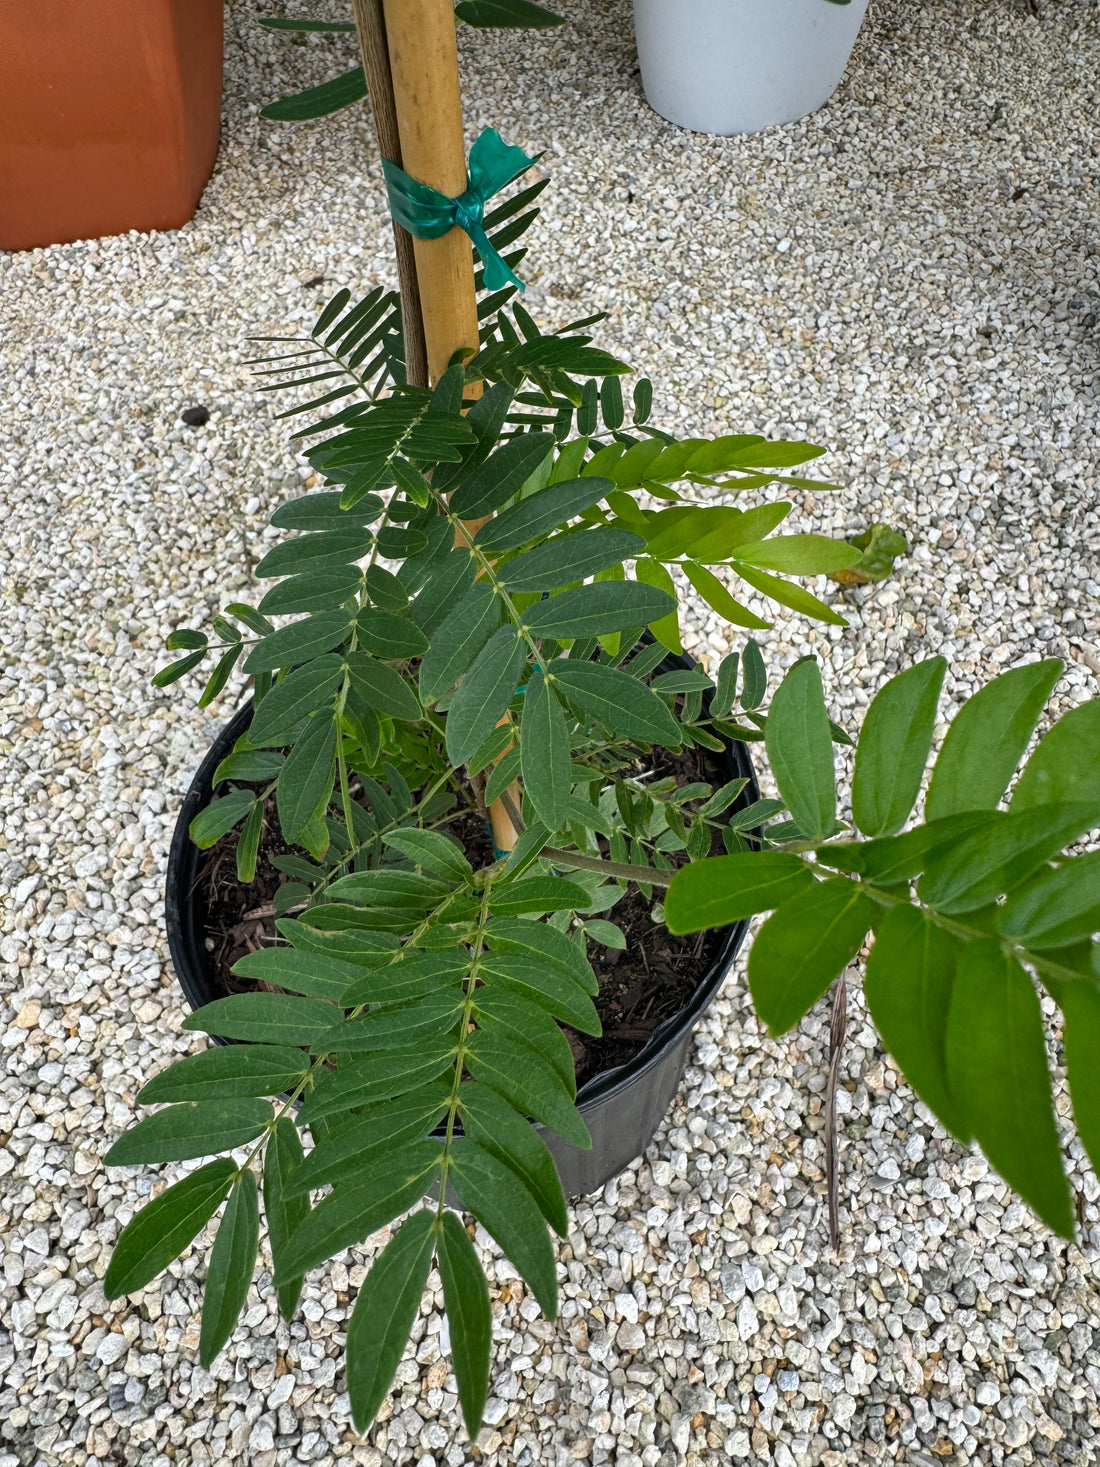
(350, 0, 428, 389)
(374, 0, 518, 855)
(380, 0, 481, 386)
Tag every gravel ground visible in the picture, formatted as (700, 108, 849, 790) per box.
(2, 1, 1099, 1464)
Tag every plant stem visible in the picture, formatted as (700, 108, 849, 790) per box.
(541, 847, 674, 888)
(435, 878, 494, 1217)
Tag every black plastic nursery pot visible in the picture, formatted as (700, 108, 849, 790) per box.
(165, 660, 758, 1199)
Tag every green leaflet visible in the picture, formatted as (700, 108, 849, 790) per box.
(318, 989, 466, 1052)
(456, 0, 563, 27)
(355, 608, 430, 659)
(919, 803, 1100, 915)
(249, 656, 345, 746)
(138, 1046, 312, 1103)
(325, 869, 450, 909)
(734, 562, 847, 626)
(1011, 701, 1100, 811)
(730, 533, 861, 575)
(764, 658, 836, 840)
(486, 876, 592, 916)
(263, 1116, 310, 1320)
(104, 1159, 237, 1299)
(945, 941, 1073, 1238)
(277, 920, 400, 965)
(478, 953, 601, 1035)
(269, 490, 382, 530)
(244, 611, 351, 674)
(740, 640, 767, 710)
(200, 1169, 260, 1367)
(643, 504, 741, 559)
(863, 907, 969, 1143)
(458, 1082, 569, 1234)
(550, 661, 680, 746)
(189, 790, 256, 849)
(484, 918, 597, 992)
(450, 433, 556, 518)
(346, 651, 422, 721)
(341, 952, 470, 1009)
(182, 993, 340, 1046)
(523, 582, 675, 640)
(471, 988, 576, 1093)
(464, 1029, 590, 1148)
(234, 800, 264, 884)
(692, 502, 791, 560)
(298, 1038, 458, 1122)
(231, 947, 365, 1003)
(434, 381, 514, 490)
(520, 670, 570, 829)
(105, 1100, 274, 1166)
(382, 829, 473, 883)
(681, 561, 769, 632)
(258, 568, 365, 616)
(925, 659, 1063, 820)
(274, 1142, 442, 1281)
(852, 658, 947, 837)
(445, 627, 526, 766)
(649, 670, 712, 695)
(634, 556, 683, 653)
(409, 549, 478, 638)
(500, 528, 645, 593)
(748, 878, 875, 1035)
(200, 644, 244, 708)
(212, 748, 285, 785)
(262, 67, 367, 123)
(437, 1210, 492, 1439)
(255, 526, 373, 579)
(418, 583, 500, 703)
(996, 852, 1100, 948)
(166, 627, 207, 651)
(450, 1140, 559, 1316)
(347, 1210, 438, 1434)
(285, 1086, 452, 1196)
(814, 811, 1003, 884)
(277, 711, 337, 843)
(665, 852, 815, 933)
(474, 476, 614, 552)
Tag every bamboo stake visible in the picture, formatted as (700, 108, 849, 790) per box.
(350, 0, 428, 390)
(380, 0, 518, 855)
(379, 0, 481, 386)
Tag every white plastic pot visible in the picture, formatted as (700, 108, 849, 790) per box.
(633, 0, 871, 136)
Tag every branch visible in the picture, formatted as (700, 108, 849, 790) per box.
(542, 847, 674, 889)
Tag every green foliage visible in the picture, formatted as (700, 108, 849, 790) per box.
(123, 274, 908, 1441)
(668, 655, 1100, 1241)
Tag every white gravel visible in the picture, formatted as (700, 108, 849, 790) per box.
(2, 0, 1100, 1464)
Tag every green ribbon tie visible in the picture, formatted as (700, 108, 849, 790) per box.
(383, 128, 540, 293)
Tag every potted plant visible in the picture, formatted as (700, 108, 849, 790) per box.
(100, 224, 1100, 1434)
(632, 0, 871, 136)
(0, 0, 224, 251)
(98, 0, 1100, 1443)
(100, 154, 883, 1428)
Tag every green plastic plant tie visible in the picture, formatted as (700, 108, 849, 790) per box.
(383, 128, 541, 293)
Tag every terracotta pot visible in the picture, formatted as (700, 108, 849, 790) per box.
(0, 0, 223, 251)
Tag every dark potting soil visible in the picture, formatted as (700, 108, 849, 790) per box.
(197, 756, 727, 1088)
